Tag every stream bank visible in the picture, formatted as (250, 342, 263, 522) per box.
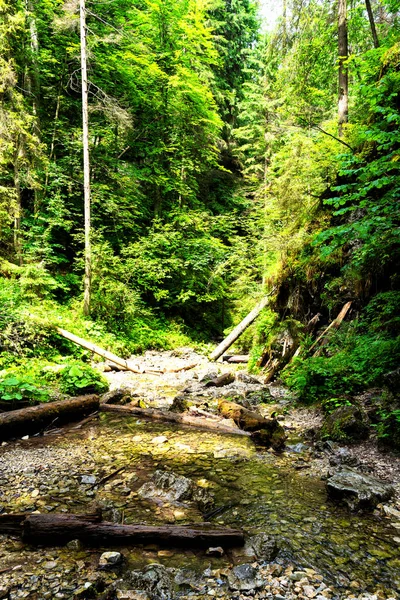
(0, 350, 400, 600)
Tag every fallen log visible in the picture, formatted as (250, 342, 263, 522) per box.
(217, 399, 286, 449)
(0, 395, 100, 441)
(210, 290, 275, 361)
(223, 355, 249, 364)
(0, 513, 244, 548)
(56, 328, 144, 374)
(308, 302, 352, 357)
(100, 403, 250, 437)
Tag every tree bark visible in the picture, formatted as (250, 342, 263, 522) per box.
(0, 513, 244, 548)
(100, 403, 250, 436)
(56, 328, 144, 374)
(338, 0, 349, 136)
(308, 301, 352, 356)
(365, 0, 379, 48)
(210, 292, 275, 361)
(80, 0, 91, 316)
(217, 399, 286, 449)
(0, 395, 99, 441)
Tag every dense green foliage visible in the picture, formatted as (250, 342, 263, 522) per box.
(0, 0, 399, 435)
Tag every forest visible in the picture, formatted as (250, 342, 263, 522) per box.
(0, 0, 400, 598)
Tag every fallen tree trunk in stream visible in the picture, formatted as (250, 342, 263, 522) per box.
(218, 399, 286, 449)
(0, 395, 100, 441)
(0, 513, 244, 548)
(100, 403, 250, 437)
(210, 290, 275, 361)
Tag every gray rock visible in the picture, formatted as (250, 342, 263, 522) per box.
(246, 533, 279, 562)
(129, 563, 174, 600)
(227, 564, 265, 591)
(116, 591, 151, 600)
(327, 467, 395, 510)
(80, 475, 96, 485)
(137, 470, 213, 510)
(237, 373, 261, 385)
(66, 539, 83, 551)
(99, 551, 123, 567)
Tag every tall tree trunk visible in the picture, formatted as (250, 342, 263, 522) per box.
(338, 0, 349, 137)
(80, 0, 91, 316)
(365, 0, 379, 48)
(13, 146, 23, 266)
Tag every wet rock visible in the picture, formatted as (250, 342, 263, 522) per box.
(206, 546, 224, 557)
(327, 467, 395, 510)
(227, 563, 265, 591)
(198, 370, 219, 383)
(320, 405, 370, 442)
(204, 372, 235, 388)
(246, 533, 279, 562)
(329, 447, 360, 468)
(236, 373, 261, 385)
(100, 387, 137, 405)
(169, 395, 191, 413)
(81, 475, 96, 485)
(129, 563, 174, 600)
(99, 552, 123, 568)
(66, 539, 83, 551)
(137, 470, 213, 510)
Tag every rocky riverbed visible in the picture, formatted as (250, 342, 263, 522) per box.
(1, 349, 400, 599)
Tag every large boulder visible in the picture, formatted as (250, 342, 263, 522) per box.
(320, 405, 370, 442)
(326, 467, 394, 510)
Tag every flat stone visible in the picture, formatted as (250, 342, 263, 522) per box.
(327, 467, 394, 510)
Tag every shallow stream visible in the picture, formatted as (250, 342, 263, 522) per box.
(2, 410, 399, 598)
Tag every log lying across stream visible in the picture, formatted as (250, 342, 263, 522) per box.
(218, 399, 286, 449)
(0, 395, 100, 441)
(100, 403, 250, 437)
(0, 513, 244, 548)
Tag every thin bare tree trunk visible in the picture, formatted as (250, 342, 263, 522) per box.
(365, 0, 379, 48)
(80, 0, 91, 316)
(338, 0, 349, 137)
(13, 145, 22, 265)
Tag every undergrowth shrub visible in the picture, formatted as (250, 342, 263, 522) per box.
(57, 363, 109, 396)
(0, 375, 49, 404)
(283, 292, 400, 403)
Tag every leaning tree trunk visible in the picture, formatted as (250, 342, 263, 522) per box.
(338, 0, 349, 137)
(365, 0, 379, 48)
(210, 292, 275, 361)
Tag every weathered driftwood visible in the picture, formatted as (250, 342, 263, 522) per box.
(0, 395, 100, 441)
(308, 302, 352, 357)
(217, 399, 286, 449)
(210, 292, 275, 361)
(222, 355, 250, 364)
(0, 513, 244, 548)
(100, 403, 250, 437)
(56, 328, 145, 374)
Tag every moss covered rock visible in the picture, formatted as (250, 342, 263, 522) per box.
(320, 405, 370, 442)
